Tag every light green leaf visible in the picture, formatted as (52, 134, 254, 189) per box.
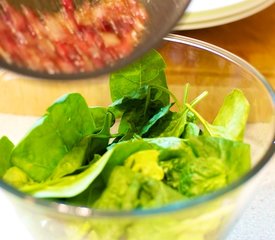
(185, 89, 249, 141)
(49, 136, 91, 180)
(0, 136, 14, 178)
(11, 93, 96, 182)
(94, 166, 184, 210)
(102, 139, 152, 182)
(3, 166, 31, 188)
(20, 149, 113, 198)
(213, 89, 250, 141)
(157, 136, 251, 196)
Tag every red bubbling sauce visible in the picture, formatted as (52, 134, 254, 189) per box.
(0, 0, 147, 74)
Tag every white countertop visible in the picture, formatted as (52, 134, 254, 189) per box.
(226, 156, 275, 240)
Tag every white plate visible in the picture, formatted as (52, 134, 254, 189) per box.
(175, 0, 275, 30)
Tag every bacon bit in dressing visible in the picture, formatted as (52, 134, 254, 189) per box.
(0, 0, 147, 74)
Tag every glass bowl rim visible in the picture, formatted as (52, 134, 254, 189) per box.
(0, 34, 274, 218)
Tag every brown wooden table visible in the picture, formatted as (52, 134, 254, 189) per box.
(174, 3, 275, 89)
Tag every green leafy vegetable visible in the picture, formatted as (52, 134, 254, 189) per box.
(49, 136, 91, 180)
(213, 89, 250, 141)
(145, 85, 207, 138)
(101, 139, 153, 182)
(93, 166, 184, 210)
(3, 166, 31, 188)
(108, 49, 172, 141)
(64, 175, 105, 207)
(186, 89, 249, 141)
(0, 136, 14, 178)
(90, 106, 115, 131)
(87, 112, 114, 158)
(11, 93, 96, 182)
(0, 48, 251, 228)
(124, 149, 164, 180)
(181, 122, 201, 138)
(110, 49, 169, 106)
(19, 149, 113, 198)
(140, 103, 173, 136)
(158, 136, 250, 197)
(109, 85, 169, 141)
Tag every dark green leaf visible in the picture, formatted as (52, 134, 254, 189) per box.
(144, 86, 207, 138)
(146, 111, 187, 138)
(110, 49, 169, 106)
(110, 86, 168, 141)
(88, 112, 114, 158)
(90, 106, 114, 131)
(140, 103, 173, 136)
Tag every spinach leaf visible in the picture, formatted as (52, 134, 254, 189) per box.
(213, 89, 250, 141)
(3, 166, 31, 188)
(109, 86, 168, 141)
(124, 149, 164, 180)
(11, 93, 96, 182)
(90, 106, 115, 132)
(157, 136, 250, 197)
(146, 111, 187, 138)
(186, 89, 250, 141)
(87, 112, 114, 158)
(179, 156, 228, 197)
(63, 175, 105, 207)
(49, 136, 91, 180)
(19, 149, 113, 198)
(108, 85, 149, 119)
(93, 166, 184, 210)
(0, 136, 14, 178)
(102, 139, 153, 182)
(144, 85, 207, 138)
(181, 122, 201, 138)
(109, 49, 169, 106)
(140, 103, 173, 136)
(186, 136, 251, 183)
(108, 50, 170, 140)
(48, 111, 113, 180)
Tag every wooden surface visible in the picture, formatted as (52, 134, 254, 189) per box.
(174, 3, 275, 89)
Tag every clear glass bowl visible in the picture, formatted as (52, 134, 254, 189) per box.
(0, 34, 274, 240)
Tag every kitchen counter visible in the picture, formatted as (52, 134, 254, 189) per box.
(174, 3, 275, 239)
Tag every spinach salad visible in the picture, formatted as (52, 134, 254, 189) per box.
(0, 50, 251, 210)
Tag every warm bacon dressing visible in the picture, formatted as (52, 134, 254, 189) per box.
(0, 0, 147, 74)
